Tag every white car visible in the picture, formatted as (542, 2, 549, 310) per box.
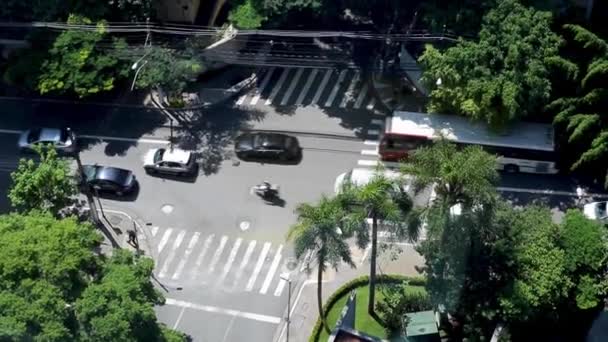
(143, 147, 197, 176)
(583, 201, 608, 222)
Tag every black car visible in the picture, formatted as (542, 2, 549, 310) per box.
(235, 133, 301, 161)
(81, 165, 137, 196)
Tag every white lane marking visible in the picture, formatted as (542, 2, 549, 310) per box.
(0, 129, 22, 134)
(295, 69, 318, 105)
(208, 235, 228, 273)
(311, 70, 333, 106)
(366, 97, 376, 110)
(371, 119, 384, 125)
(165, 298, 282, 324)
(232, 240, 256, 288)
(251, 67, 275, 105)
(300, 250, 313, 272)
(324, 69, 348, 107)
(280, 68, 303, 105)
(236, 94, 248, 106)
(171, 232, 200, 280)
(80, 135, 169, 144)
(191, 234, 214, 280)
(358, 160, 378, 166)
(150, 226, 159, 237)
(340, 72, 360, 108)
(218, 238, 242, 284)
(364, 140, 379, 146)
(246, 242, 271, 292)
(496, 186, 608, 198)
(353, 83, 369, 109)
(173, 307, 186, 329)
(158, 230, 186, 278)
(157, 228, 173, 253)
(265, 68, 290, 105)
(361, 149, 378, 156)
(367, 129, 380, 136)
(273, 272, 288, 297)
(260, 245, 283, 294)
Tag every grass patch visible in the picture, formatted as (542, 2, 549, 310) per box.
(316, 283, 425, 341)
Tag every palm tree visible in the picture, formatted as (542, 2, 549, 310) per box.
(337, 170, 419, 317)
(287, 195, 367, 334)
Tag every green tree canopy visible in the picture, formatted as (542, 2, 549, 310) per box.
(9, 145, 77, 215)
(37, 15, 128, 98)
(548, 24, 608, 186)
(419, 0, 564, 129)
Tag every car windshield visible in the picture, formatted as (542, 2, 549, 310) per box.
(154, 149, 165, 163)
(27, 129, 41, 143)
(82, 166, 98, 180)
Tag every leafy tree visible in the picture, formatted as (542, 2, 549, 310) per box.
(9, 145, 77, 215)
(376, 283, 432, 335)
(37, 15, 128, 98)
(76, 250, 177, 341)
(337, 170, 418, 317)
(0, 0, 107, 21)
(129, 45, 203, 101)
(287, 195, 367, 334)
(419, 0, 564, 129)
(401, 139, 499, 208)
(228, 0, 267, 29)
(0, 213, 100, 341)
(548, 24, 608, 186)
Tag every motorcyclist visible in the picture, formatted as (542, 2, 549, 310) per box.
(258, 181, 278, 197)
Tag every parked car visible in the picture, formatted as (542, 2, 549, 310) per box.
(583, 201, 608, 223)
(18, 127, 77, 154)
(143, 147, 197, 176)
(235, 132, 301, 161)
(81, 164, 137, 196)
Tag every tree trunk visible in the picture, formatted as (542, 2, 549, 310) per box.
(368, 213, 378, 316)
(318, 253, 331, 334)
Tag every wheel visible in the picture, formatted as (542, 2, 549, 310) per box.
(504, 164, 519, 173)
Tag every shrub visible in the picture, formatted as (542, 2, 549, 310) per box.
(376, 282, 432, 335)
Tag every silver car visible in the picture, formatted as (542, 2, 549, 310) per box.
(18, 127, 77, 154)
(143, 147, 197, 176)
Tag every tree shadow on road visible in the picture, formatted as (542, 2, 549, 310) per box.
(171, 104, 266, 176)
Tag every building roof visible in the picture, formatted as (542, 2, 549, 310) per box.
(387, 111, 554, 151)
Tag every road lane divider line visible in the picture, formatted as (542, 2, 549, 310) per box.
(246, 242, 271, 291)
(232, 240, 256, 289)
(363, 140, 379, 146)
(157, 228, 173, 254)
(218, 238, 242, 285)
(165, 298, 282, 324)
(0, 128, 22, 134)
(251, 67, 275, 105)
(79, 134, 169, 144)
(324, 69, 348, 107)
(371, 119, 384, 125)
(496, 186, 608, 198)
(361, 149, 378, 156)
(265, 68, 290, 105)
(191, 234, 214, 280)
(367, 129, 380, 136)
(280, 68, 303, 105)
(357, 160, 378, 166)
(171, 232, 200, 280)
(207, 236, 228, 274)
(295, 69, 318, 105)
(259, 245, 283, 295)
(158, 230, 186, 278)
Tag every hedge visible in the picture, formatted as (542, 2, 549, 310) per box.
(309, 274, 426, 342)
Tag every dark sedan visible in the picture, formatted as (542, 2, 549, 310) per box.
(81, 165, 137, 196)
(235, 133, 301, 161)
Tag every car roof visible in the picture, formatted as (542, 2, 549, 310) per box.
(257, 133, 288, 146)
(38, 128, 62, 142)
(348, 168, 403, 186)
(160, 148, 191, 164)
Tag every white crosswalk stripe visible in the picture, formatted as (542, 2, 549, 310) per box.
(232, 240, 257, 288)
(265, 68, 290, 105)
(340, 72, 360, 108)
(158, 230, 186, 278)
(353, 83, 369, 109)
(207, 235, 228, 273)
(295, 69, 318, 105)
(191, 234, 214, 280)
(218, 238, 242, 285)
(260, 245, 283, 294)
(150, 226, 159, 237)
(311, 70, 333, 106)
(250, 68, 275, 105)
(157, 228, 173, 254)
(171, 232, 200, 280)
(280, 68, 303, 105)
(246, 242, 271, 292)
(324, 69, 348, 107)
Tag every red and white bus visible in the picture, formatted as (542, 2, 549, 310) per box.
(379, 111, 558, 174)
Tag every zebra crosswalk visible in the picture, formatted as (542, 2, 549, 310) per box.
(235, 67, 377, 110)
(139, 226, 292, 297)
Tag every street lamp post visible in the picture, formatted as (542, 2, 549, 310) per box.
(280, 274, 292, 342)
(130, 60, 148, 91)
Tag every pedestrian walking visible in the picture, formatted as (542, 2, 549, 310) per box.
(127, 228, 139, 249)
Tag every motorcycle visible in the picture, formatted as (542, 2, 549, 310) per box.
(253, 182, 280, 202)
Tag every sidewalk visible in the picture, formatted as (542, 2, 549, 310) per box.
(93, 206, 155, 260)
(278, 243, 424, 342)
